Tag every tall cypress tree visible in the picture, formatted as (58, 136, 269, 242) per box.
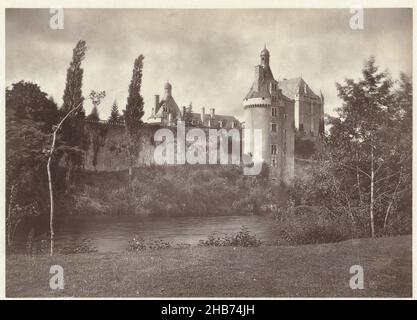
(124, 55, 145, 179)
(125, 55, 144, 135)
(60, 40, 87, 188)
(62, 40, 87, 117)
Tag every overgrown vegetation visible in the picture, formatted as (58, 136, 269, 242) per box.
(71, 164, 287, 217)
(199, 226, 261, 247)
(127, 237, 171, 251)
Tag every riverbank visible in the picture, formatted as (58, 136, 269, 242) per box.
(6, 235, 411, 297)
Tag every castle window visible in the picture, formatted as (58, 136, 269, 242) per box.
(272, 159, 277, 167)
(271, 107, 277, 117)
(163, 106, 168, 112)
(271, 144, 277, 155)
(271, 123, 277, 133)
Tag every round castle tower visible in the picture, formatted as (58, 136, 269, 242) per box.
(243, 46, 295, 183)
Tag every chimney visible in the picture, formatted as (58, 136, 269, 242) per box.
(154, 95, 160, 112)
(201, 107, 205, 124)
(254, 65, 264, 91)
(210, 108, 215, 118)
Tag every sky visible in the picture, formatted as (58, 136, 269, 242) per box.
(6, 8, 412, 121)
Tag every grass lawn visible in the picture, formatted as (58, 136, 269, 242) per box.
(6, 235, 411, 298)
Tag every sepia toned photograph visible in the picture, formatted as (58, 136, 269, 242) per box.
(3, 5, 413, 299)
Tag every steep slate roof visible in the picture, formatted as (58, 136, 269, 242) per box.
(149, 94, 181, 121)
(278, 77, 320, 99)
(244, 65, 274, 100)
(244, 64, 293, 103)
(245, 81, 272, 100)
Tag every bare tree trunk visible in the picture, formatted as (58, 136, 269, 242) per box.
(370, 146, 375, 238)
(356, 152, 363, 203)
(47, 130, 57, 256)
(383, 167, 403, 232)
(6, 185, 16, 247)
(47, 102, 82, 256)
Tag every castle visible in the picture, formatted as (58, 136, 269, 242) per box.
(83, 46, 324, 184)
(148, 81, 241, 130)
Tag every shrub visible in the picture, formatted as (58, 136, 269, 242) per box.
(199, 226, 261, 247)
(127, 236, 171, 251)
(274, 206, 355, 245)
(59, 239, 98, 254)
(295, 137, 316, 158)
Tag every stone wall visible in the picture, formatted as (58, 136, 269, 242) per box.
(83, 121, 159, 171)
(82, 121, 243, 172)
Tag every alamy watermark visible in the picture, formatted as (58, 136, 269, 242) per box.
(153, 121, 263, 176)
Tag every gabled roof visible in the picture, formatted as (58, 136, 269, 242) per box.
(151, 95, 181, 120)
(278, 77, 320, 99)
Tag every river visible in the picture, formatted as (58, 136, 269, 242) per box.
(14, 215, 278, 253)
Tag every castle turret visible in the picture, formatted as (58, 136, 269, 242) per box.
(260, 45, 270, 67)
(164, 81, 172, 98)
(243, 47, 294, 184)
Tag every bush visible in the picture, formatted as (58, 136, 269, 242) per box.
(75, 165, 290, 217)
(295, 137, 316, 158)
(59, 239, 98, 254)
(274, 206, 355, 245)
(127, 236, 171, 251)
(199, 226, 261, 247)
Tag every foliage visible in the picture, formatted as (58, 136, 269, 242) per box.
(6, 81, 59, 132)
(60, 40, 89, 188)
(71, 165, 289, 217)
(86, 90, 106, 121)
(125, 55, 145, 135)
(273, 205, 357, 245)
(6, 81, 61, 246)
(199, 226, 261, 247)
(127, 237, 171, 251)
(86, 106, 100, 121)
(59, 239, 98, 254)
(108, 100, 122, 123)
(62, 40, 87, 116)
(326, 57, 412, 237)
(295, 136, 316, 158)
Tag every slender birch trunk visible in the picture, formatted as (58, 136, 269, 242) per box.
(47, 103, 82, 256)
(383, 167, 403, 232)
(47, 131, 57, 256)
(370, 146, 375, 238)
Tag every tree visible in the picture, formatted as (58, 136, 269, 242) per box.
(6, 81, 59, 247)
(86, 90, 105, 121)
(109, 100, 121, 123)
(60, 40, 87, 189)
(86, 106, 100, 121)
(47, 102, 83, 256)
(124, 55, 145, 179)
(62, 40, 87, 116)
(327, 57, 411, 237)
(6, 81, 59, 132)
(125, 55, 144, 134)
